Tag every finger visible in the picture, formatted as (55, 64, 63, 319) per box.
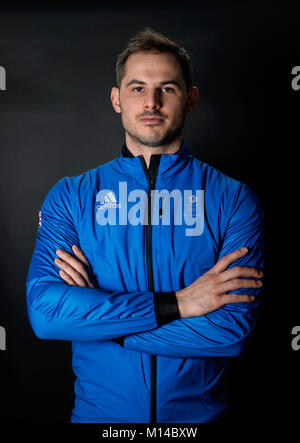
(219, 266, 263, 283)
(72, 245, 91, 268)
(71, 245, 95, 289)
(219, 278, 262, 294)
(55, 249, 94, 288)
(59, 269, 77, 286)
(220, 293, 255, 306)
(54, 257, 90, 287)
(207, 247, 249, 275)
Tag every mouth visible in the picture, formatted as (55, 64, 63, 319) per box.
(139, 117, 164, 125)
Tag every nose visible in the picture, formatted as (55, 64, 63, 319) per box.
(144, 89, 162, 111)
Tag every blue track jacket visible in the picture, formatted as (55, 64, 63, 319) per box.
(26, 142, 264, 423)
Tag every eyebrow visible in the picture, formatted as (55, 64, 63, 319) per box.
(125, 79, 182, 88)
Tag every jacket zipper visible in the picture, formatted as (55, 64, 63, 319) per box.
(139, 154, 161, 424)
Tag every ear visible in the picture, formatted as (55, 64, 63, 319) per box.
(111, 87, 121, 114)
(186, 86, 199, 113)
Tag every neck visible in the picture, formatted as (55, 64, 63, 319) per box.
(125, 135, 183, 168)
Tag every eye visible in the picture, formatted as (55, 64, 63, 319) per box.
(133, 86, 144, 92)
(162, 87, 175, 93)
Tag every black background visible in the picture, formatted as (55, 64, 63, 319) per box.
(0, 1, 298, 426)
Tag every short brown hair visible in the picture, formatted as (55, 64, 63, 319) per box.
(115, 28, 193, 91)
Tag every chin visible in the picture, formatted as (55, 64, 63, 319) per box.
(137, 135, 169, 147)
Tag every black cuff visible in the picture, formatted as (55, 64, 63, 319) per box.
(153, 291, 180, 327)
(112, 336, 125, 347)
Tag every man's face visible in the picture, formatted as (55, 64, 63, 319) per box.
(111, 51, 195, 148)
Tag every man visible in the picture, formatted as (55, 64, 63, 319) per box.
(26, 28, 264, 423)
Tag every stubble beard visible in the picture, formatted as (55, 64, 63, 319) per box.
(120, 106, 187, 148)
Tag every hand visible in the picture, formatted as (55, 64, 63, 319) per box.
(54, 245, 96, 288)
(175, 247, 263, 319)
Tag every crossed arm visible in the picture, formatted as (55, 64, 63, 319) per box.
(53, 241, 263, 358)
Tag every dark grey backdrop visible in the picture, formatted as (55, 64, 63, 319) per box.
(0, 3, 298, 424)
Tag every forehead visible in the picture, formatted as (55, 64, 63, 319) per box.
(123, 51, 183, 83)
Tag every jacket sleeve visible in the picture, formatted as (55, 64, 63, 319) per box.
(26, 177, 179, 342)
(122, 182, 264, 358)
